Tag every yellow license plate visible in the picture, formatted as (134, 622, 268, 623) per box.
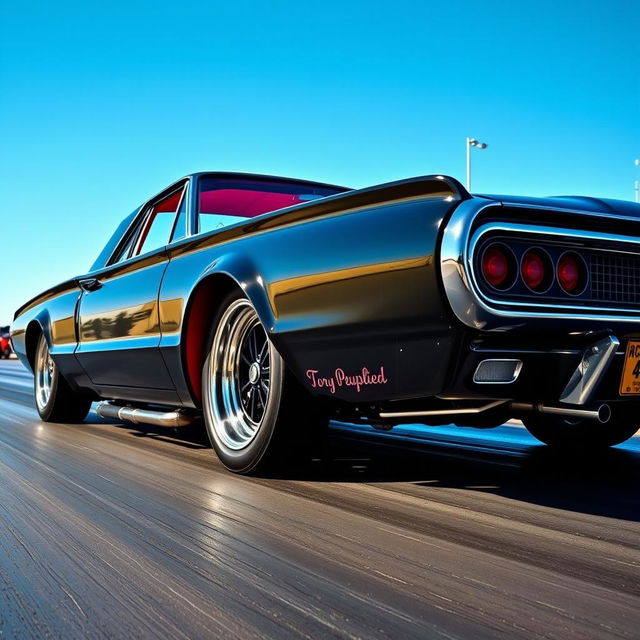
(620, 341, 640, 395)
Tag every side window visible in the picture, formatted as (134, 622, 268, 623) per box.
(170, 186, 188, 242)
(134, 186, 186, 256)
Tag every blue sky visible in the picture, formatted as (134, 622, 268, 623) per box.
(0, 0, 638, 325)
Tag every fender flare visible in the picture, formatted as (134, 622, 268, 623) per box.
(23, 311, 52, 370)
(178, 252, 277, 405)
(197, 252, 276, 333)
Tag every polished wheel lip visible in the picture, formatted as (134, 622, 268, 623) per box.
(206, 299, 274, 451)
(34, 338, 54, 412)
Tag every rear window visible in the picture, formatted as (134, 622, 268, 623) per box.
(197, 177, 345, 234)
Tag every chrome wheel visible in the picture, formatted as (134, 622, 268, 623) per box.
(206, 298, 279, 451)
(35, 337, 55, 412)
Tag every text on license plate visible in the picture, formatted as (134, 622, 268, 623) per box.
(620, 340, 640, 395)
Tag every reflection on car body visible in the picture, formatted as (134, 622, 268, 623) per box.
(10, 171, 640, 474)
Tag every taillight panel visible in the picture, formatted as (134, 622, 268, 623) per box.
(473, 235, 593, 302)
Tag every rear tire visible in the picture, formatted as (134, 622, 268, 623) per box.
(34, 334, 92, 423)
(523, 414, 638, 449)
(202, 291, 328, 474)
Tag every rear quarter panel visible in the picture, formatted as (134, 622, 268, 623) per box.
(161, 196, 459, 405)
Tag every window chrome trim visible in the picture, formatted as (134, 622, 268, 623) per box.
(104, 178, 190, 268)
(440, 199, 640, 330)
(133, 184, 188, 258)
(168, 182, 189, 243)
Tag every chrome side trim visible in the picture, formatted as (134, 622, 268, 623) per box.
(558, 335, 619, 405)
(440, 199, 500, 330)
(440, 199, 640, 329)
(470, 346, 582, 355)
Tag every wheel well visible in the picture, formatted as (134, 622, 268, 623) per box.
(24, 321, 43, 371)
(182, 274, 241, 405)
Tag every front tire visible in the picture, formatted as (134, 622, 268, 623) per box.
(523, 414, 638, 449)
(34, 334, 92, 423)
(202, 291, 327, 474)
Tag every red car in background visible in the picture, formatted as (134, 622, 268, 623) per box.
(0, 326, 12, 358)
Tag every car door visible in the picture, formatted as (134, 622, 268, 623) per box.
(75, 182, 188, 389)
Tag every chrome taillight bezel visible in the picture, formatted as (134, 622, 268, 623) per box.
(556, 250, 589, 296)
(519, 246, 554, 294)
(479, 242, 518, 292)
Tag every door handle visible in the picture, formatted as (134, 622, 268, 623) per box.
(79, 278, 103, 292)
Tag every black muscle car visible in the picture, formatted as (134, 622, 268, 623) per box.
(11, 172, 640, 473)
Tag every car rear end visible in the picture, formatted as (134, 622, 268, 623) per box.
(434, 194, 640, 445)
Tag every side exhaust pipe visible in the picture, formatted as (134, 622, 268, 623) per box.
(96, 401, 195, 428)
(510, 402, 611, 424)
(378, 400, 611, 424)
(379, 399, 507, 419)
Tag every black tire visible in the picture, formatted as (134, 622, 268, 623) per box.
(34, 334, 92, 423)
(523, 414, 638, 449)
(202, 290, 328, 474)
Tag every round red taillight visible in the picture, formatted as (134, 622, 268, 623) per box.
(557, 252, 587, 294)
(520, 248, 552, 292)
(481, 244, 515, 289)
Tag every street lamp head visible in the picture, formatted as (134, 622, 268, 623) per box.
(635, 158, 640, 167)
(467, 138, 488, 149)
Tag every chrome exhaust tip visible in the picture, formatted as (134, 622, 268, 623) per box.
(510, 402, 611, 423)
(596, 403, 611, 424)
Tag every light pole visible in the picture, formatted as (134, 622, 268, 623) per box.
(635, 159, 639, 203)
(466, 137, 488, 192)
